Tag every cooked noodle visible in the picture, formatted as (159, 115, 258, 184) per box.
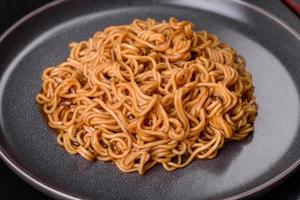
(36, 17, 257, 174)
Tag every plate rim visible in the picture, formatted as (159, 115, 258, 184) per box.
(0, 0, 299, 199)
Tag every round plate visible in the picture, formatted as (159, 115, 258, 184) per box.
(0, 0, 300, 199)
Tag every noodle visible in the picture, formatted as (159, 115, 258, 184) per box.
(36, 17, 258, 175)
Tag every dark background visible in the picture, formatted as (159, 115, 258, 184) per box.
(0, 0, 299, 199)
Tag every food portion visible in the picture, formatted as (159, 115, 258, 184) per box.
(36, 17, 257, 174)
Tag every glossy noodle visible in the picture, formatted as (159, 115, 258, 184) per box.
(36, 17, 258, 174)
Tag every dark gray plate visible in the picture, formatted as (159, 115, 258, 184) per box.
(0, 0, 300, 199)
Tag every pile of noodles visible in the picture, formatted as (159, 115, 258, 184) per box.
(36, 17, 257, 175)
